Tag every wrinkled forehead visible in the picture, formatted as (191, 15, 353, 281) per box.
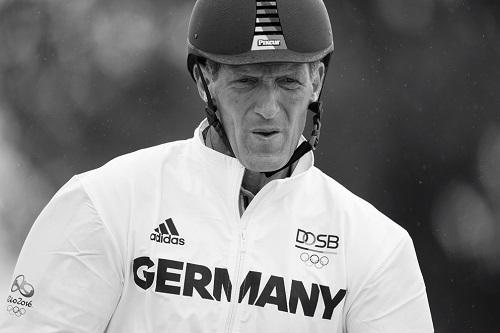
(223, 62, 309, 77)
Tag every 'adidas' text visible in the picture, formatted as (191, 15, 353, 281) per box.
(150, 233, 185, 245)
(150, 218, 185, 246)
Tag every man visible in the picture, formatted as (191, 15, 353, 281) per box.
(1, 0, 433, 332)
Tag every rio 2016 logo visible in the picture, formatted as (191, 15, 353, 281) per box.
(6, 274, 35, 318)
(10, 275, 34, 298)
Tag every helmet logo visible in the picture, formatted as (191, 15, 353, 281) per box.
(257, 39, 280, 47)
(251, 1, 288, 50)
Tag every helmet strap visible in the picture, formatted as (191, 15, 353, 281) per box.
(264, 67, 326, 178)
(195, 61, 235, 156)
(263, 100, 323, 177)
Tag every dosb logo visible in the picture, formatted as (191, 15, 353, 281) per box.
(150, 218, 185, 246)
(295, 229, 339, 252)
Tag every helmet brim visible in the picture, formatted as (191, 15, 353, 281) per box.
(187, 41, 333, 80)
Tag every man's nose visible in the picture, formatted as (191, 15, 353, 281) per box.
(253, 88, 280, 120)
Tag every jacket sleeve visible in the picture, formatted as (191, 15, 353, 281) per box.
(345, 232, 434, 333)
(0, 176, 123, 333)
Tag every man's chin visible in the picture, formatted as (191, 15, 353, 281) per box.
(240, 154, 289, 173)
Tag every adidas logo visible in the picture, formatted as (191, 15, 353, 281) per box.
(150, 218, 185, 245)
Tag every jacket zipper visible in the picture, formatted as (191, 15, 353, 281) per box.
(225, 166, 247, 333)
(224, 168, 275, 332)
(225, 231, 246, 332)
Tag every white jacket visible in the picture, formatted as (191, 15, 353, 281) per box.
(1, 120, 433, 332)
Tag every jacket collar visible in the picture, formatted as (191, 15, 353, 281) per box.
(191, 119, 314, 178)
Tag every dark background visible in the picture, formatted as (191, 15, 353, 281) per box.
(0, 0, 499, 331)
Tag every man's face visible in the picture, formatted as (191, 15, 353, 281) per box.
(201, 62, 324, 172)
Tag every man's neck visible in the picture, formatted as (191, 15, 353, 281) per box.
(203, 125, 292, 195)
(242, 166, 289, 195)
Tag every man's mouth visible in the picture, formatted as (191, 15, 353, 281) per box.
(253, 130, 280, 138)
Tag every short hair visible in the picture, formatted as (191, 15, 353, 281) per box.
(204, 59, 223, 81)
(203, 59, 321, 81)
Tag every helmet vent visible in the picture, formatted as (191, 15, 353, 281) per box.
(251, 1, 288, 50)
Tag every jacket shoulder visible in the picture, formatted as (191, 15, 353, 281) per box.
(309, 168, 416, 299)
(81, 139, 192, 181)
(309, 167, 408, 240)
(75, 138, 195, 205)
(71, 139, 194, 248)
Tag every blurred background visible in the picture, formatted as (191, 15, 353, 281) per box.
(0, 0, 498, 331)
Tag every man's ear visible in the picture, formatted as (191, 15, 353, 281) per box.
(193, 64, 209, 103)
(311, 62, 325, 102)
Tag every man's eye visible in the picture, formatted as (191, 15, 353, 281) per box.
(233, 77, 256, 87)
(237, 77, 256, 83)
(279, 77, 301, 89)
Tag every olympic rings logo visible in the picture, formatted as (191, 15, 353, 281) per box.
(6, 305, 26, 317)
(11, 275, 34, 298)
(300, 252, 329, 269)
